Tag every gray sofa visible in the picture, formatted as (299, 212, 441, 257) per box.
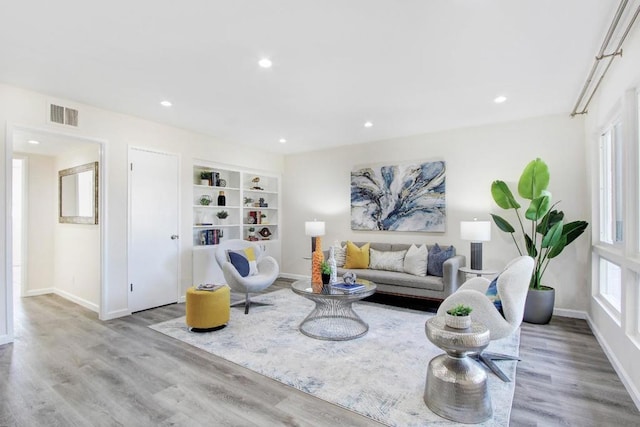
(328, 242, 466, 301)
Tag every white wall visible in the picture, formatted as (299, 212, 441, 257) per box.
(54, 145, 101, 311)
(583, 21, 640, 407)
(20, 153, 56, 297)
(282, 113, 590, 312)
(0, 84, 284, 340)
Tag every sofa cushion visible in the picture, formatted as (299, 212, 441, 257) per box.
(369, 248, 407, 272)
(427, 244, 456, 277)
(344, 241, 370, 269)
(337, 267, 444, 292)
(404, 244, 428, 276)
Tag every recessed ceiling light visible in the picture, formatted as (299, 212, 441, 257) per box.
(364, 121, 373, 128)
(160, 100, 172, 107)
(279, 138, 287, 144)
(258, 58, 273, 68)
(494, 96, 507, 104)
(27, 140, 40, 145)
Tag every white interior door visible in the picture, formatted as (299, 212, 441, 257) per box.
(129, 148, 180, 312)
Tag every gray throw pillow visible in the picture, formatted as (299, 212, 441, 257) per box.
(427, 244, 456, 277)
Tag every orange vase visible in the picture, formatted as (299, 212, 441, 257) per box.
(311, 236, 324, 293)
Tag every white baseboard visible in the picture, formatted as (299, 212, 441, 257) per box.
(0, 333, 14, 345)
(100, 308, 131, 321)
(586, 314, 640, 410)
(553, 308, 587, 319)
(279, 272, 309, 280)
(25, 288, 54, 297)
(54, 289, 99, 314)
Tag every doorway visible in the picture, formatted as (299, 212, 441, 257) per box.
(128, 147, 180, 312)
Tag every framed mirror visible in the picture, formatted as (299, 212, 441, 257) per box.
(59, 161, 99, 224)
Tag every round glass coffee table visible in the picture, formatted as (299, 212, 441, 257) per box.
(291, 279, 376, 341)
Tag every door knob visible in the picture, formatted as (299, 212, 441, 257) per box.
(171, 235, 179, 240)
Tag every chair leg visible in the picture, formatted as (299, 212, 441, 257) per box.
(475, 352, 520, 382)
(229, 291, 272, 314)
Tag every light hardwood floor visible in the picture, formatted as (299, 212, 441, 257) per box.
(1, 279, 639, 426)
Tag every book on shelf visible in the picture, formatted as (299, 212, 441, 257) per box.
(199, 228, 223, 245)
(331, 282, 366, 293)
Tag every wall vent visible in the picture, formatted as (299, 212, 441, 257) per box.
(49, 103, 79, 127)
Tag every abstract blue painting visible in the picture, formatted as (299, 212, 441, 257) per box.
(351, 161, 446, 232)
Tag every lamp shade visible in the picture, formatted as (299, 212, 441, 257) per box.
(305, 220, 325, 237)
(460, 220, 491, 242)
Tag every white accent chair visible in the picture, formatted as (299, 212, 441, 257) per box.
(215, 239, 279, 314)
(437, 255, 534, 381)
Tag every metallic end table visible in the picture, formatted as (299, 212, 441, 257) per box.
(424, 316, 492, 424)
(291, 279, 376, 341)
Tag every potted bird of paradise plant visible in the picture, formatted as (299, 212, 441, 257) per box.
(491, 158, 588, 324)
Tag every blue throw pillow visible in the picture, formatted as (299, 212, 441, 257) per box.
(427, 244, 456, 277)
(486, 276, 504, 316)
(228, 251, 250, 277)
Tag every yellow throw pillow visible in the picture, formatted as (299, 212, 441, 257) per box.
(344, 241, 370, 269)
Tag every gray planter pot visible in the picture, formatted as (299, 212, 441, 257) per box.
(523, 287, 555, 324)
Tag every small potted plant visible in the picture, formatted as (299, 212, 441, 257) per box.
(244, 197, 254, 206)
(199, 195, 212, 206)
(445, 304, 473, 329)
(320, 261, 332, 294)
(216, 210, 229, 223)
(200, 171, 212, 186)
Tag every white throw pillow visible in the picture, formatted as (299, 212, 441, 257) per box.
(332, 244, 346, 267)
(404, 244, 428, 276)
(369, 248, 407, 272)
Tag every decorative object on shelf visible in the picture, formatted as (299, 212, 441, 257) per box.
(247, 227, 258, 241)
(258, 227, 272, 239)
(342, 271, 357, 285)
(199, 195, 212, 206)
(244, 197, 254, 206)
(247, 215, 256, 224)
(260, 213, 268, 224)
(217, 191, 226, 206)
(320, 261, 332, 293)
(460, 219, 491, 270)
(351, 160, 446, 232)
(491, 158, 588, 324)
(445, 304, 473, 329)
(200, 171, 212, 186)
(259, 197, 268, 207)
(251, 176, 264, 190)
(218, 178, 227, 187)
(216, 210, 229, 224)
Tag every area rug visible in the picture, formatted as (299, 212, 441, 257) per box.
(150, 289, 519, 426)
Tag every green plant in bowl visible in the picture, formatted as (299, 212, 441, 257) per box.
(446, 304, 473, 316)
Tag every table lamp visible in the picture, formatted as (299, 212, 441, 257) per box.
(305, 220, 325, 252)
(460, 219, 491, 270)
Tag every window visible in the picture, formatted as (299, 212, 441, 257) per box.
(599, 120, 623, 244)
(599, 258, 622, 312)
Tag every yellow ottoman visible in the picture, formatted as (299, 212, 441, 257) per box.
(186, 285, 230, 331)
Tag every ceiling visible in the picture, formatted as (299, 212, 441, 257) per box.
(0, 1, 629, 155)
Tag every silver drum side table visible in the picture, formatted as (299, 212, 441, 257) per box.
(424, 316, 492, 423)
